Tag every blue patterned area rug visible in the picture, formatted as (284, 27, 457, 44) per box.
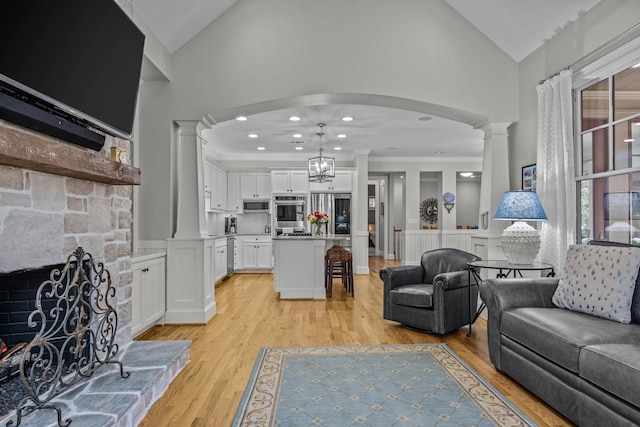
(232, 343, 536, 426)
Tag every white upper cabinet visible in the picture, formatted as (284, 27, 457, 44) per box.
(271, 170, 309, 194)
(227, 172, 242, 212)
(241, 172, 272, 199)
(204, 161, 212, 194)
(210, 164, 227, 211)
(309, 170, 352, 193)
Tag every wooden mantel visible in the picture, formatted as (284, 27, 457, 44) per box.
(0, 121, 140, 185)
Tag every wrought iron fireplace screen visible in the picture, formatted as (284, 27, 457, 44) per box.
(6, 247, 129, 427)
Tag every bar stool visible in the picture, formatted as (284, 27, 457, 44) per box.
(325, 245, 354, 297)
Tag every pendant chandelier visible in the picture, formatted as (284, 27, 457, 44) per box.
(308, 123, 335, 183)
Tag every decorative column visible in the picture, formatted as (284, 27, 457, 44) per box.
(174, 120, 208, 239)
(353, 150, 370, 274)
(472, 121, 512, 261)
(165, 119, 216, 324)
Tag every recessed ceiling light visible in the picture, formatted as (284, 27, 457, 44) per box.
(235, 116, 247, 121)
(293, 133, 302, 138)
(257, 146, 265, 150)
(337, 134, 347, 138)
(333, 146, 342, 150)
(289, 116, 301, 121)
(248, 133, 258, 138)
(341, 116, 354, 122)
(295, 146, 303, 150)
(400, 175, 404, 179)
(460, 172, 474, 177)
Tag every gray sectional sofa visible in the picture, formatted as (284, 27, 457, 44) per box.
(479, 241, 640, 427)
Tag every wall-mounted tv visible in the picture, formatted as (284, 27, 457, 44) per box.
(0, 1, 145, 150)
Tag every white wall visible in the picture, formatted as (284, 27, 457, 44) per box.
(419, 174, 441, 229)
(167, 0, 518, 121)
(391, 174, 406, 232)
(136, 0, 518, 240)
(456, 180, 481, 228)
(369, 159, 483, 231)
(513, 0, 640, 190)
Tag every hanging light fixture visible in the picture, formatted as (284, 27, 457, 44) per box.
(308, 123, 335, 183)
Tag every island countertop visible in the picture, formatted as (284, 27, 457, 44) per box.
(272, 234, 351, 241)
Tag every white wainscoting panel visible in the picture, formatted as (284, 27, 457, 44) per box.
(165, 237, 217, 324)
(401, 230, 479, 264)
(353, 232, 369, 274)
(402, 231, 441, 265)
(441, 231, 475, 254)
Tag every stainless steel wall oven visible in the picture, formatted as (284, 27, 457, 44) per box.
(274, 196, 307, 230)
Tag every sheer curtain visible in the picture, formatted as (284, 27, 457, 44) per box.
(536, 70, 576, 273)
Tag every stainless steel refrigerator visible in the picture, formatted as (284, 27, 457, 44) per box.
(309, 193, 352, 237)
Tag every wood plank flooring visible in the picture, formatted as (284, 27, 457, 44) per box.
(138, 257, 572, 427)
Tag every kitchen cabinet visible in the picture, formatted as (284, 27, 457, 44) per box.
(309, 170, 352, 193)
(204, 162, 213, 212)
(227, 172, 242, 212)
(131, 253, 166, 338)
(214, 238, 227, 282)
(240, 235, 272, 269)
(210, 164, 227, 211)
(233, 236, 241, 270)
(204, 161, 212, 194)
(271, 170, 308, 194)
(240, 172, 271, 199)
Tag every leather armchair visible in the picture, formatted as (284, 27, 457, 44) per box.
(379, 248, 481, 334)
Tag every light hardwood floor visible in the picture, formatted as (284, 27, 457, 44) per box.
(138, 257, 572, 427)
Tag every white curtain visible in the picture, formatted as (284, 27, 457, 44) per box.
(536, 70, 576, 273)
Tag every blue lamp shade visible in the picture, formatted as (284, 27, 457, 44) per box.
(494, 191, 548, 221)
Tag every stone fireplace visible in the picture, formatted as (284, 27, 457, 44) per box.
(0, 119, 135, 349)
(0, 120, 190, 426)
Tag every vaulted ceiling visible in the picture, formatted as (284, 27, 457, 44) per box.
(131, 0, 602, 161)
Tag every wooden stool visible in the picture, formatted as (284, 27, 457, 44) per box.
(325, 245, 354, 297)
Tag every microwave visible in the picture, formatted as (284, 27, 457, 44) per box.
(243, 200, 270, 213)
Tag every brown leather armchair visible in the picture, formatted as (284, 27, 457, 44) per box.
(379, 248, 481, 334)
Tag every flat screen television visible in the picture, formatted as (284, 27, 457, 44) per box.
(0, 1, 145, 150)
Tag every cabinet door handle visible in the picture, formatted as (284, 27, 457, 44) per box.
(142, 268, 149, 272)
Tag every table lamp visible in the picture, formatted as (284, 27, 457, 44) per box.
(494, 190, 548, 264)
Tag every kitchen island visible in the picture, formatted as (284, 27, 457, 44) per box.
(272, 235, 350, 299)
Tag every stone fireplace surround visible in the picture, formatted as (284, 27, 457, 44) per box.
(0, 120, 188, 426)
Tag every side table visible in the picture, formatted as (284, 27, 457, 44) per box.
(466, 260, 555, 336)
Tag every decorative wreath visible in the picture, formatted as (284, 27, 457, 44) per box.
(420, 198, 439, 224)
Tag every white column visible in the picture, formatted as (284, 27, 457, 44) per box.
(354, 150, 370, 274)
(165, 120, 216, 324)
(174, 120, 207, 239)
(472, 121, 512, 261)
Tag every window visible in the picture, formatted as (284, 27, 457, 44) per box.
(578, 64, 640, 244)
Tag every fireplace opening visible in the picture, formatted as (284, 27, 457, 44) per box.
(0, 245, 128, 427)
(0, 262, 89, 418)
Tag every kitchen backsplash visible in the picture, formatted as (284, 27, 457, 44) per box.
(236, 213, 270, 234)
(207, 212, 270, 235)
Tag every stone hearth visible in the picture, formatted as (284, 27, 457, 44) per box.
(1, 341, 190, 427)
